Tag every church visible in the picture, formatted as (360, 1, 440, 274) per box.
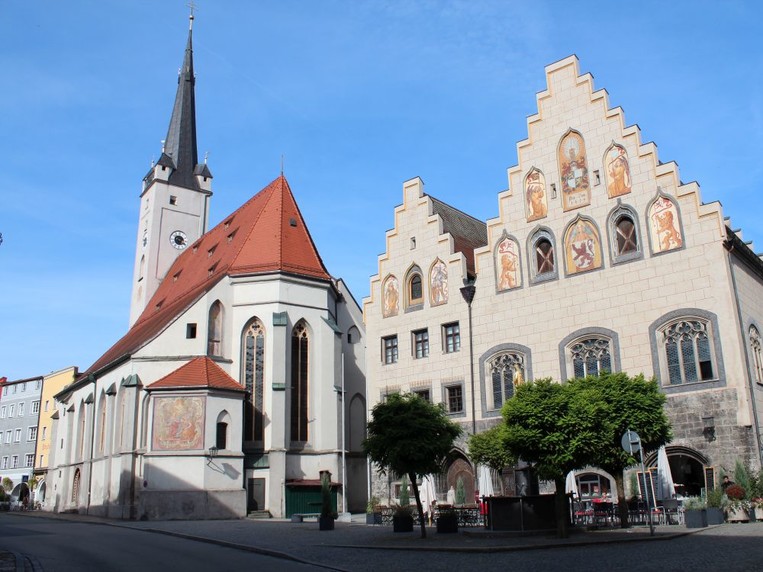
(364, 55, 763, 504)
(43, 15, 367, 520)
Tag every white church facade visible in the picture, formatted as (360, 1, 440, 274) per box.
(44, 17, 367, 520)
(364, 55, 763, 504)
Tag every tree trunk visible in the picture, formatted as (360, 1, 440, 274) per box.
(554, 476, 569, 539)
(410, 472, 427, 539)
(614, 473, 629, 528)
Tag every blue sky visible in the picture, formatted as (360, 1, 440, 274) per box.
(2, 1, 762, 380)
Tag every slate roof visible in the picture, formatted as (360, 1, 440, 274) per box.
(84, 175, 332, 376)
(146, 357, 244, 392)
(428, 195, 488, 276)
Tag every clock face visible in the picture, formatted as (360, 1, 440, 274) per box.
(170, 230, 188, 250)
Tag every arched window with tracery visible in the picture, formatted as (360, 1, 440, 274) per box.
(570, 338, 612, 378)
(208, 301, 223, 356)
(750, 326, 763, 384)
(291, 321, 310, 443)
(243, 318, 265, 443)
(488, 353, 525, 410)
(662, 319, 714, 385)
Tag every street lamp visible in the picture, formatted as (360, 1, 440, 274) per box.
(459, 279, 477, 437)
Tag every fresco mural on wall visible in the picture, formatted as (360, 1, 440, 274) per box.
(605, 143, 632, 198)
(382, 275, 399, 317)
(153, 396, 205, 451)
(496, 236, 521, 291)
(559, 130, 591, 211)
(564, 217, 602, 275)
(649, 196, 683, 253)
(430, 259, 448, 306)
(525, 168, 548, 222)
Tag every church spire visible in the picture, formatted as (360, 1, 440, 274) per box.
(161, 11, 200, 189)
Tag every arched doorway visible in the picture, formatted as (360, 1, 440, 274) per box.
(37, 481, 47, 505)
(572, 468, 616, 500)
(71, 469, 81, 506)
(444, 452, 475, 505)
(647, 446, 709, 497)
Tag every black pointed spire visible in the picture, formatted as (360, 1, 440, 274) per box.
(162, 14, 200, 189)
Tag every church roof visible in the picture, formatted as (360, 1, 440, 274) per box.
(428, 195, 488, 276)
(146, 357, 244, 392)
(84, 175, 332, 376)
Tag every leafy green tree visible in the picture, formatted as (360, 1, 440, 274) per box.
(501, 378, 610, 537)
(468, 425, 514, 494)
(455, 477, 466, 505)
(582, 372, 671, 527)
(364, 392, 462, 538)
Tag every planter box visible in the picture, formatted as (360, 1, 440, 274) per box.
(684, 509, 707, 528)
(436, 514, 459, 534)
(318, 516, 335, 531)
(706, 508, 724, 525)
(726, 506, 750, 523)
(366, 512, 382, 525)
(393, 514, 414, 533)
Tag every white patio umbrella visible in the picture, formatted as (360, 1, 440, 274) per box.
(478, 464, 494, 498)
(565, 471, 579, 498)
(656, 445, 676, 500)
(420, 474, 437, 516)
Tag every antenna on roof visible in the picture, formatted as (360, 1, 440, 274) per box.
(281, 154, 284, 175)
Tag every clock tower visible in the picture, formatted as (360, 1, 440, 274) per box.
(130, 13, 212, 326)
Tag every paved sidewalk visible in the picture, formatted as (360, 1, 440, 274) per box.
(3, 510, 708, 570)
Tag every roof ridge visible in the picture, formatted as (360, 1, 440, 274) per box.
(228, 178, 281, 270)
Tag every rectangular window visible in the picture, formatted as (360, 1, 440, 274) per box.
(11, 456, 18, 468)
(2, 387, 6, 396)
(21, 382, 26, 392)
(446, 385, 464, 413)
(413, 389, 430, 402)
(0, 406, 5, 418)
(25, 454, 33, 468)
(8, 405, 14, 418)
(186, 323, 197, 339)
(42, 427, 47, 441)
(18, 403, 24, 416)
(45, 400, 49, 412)
(1, 457, 7, 469)
(383, 335, 399, 365)
(32, 401, 40, 414)
(36, 380, 41, 390)
(14, 429, 21, 443)
(39, 455, 44, 466)
(413, 329, 429, 359)
(443, 322, 461, 353)
(4, 431, 10, 444)
(28, 427, 37, 441)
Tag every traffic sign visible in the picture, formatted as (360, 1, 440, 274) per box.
(621, 430, 641, 454)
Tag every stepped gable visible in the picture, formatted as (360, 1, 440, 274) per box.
(428, 195, 488, 275)
(146, 357, 244, 392)
(85, 175, 331, 375)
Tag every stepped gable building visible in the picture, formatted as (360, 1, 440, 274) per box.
(45, 16, 367, 520)
(364, 55, 763, 504)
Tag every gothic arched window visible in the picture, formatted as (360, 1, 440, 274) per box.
(662, 319, 715, 385)
(243, 318, 265, 443)
(751, 326, 763, 384)
(207, 301, 223, 357)
(488, 353, 525, 410)
(291, 321, 310, 443)
(569, 338, 612, 378)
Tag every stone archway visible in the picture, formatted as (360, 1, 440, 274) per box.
(445, 454, 475, 506)
(71, 469, 81, 506)
(646, 445, 709, 497)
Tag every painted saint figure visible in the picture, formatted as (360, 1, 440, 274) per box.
(383, 276, 399, 317)
(649, 196, 683, 253)
(496, 237, 520, 291)
(525, 169, 548, 221)
(606, 144, 631, 197)
(430, 260, 448, 305)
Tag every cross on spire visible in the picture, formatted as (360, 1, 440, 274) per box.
(188, 1, 197, 29)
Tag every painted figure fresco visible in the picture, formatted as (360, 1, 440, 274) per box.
(430, 259, 448, 306)
(605, 144, 632, 198)
(525, 168, 548, 221)
(559, 131, 591, 211)
(382, 275, 399, 317)
(564, 218, 602, 274)
(153, 396, 204, 451)
(496, 236, 520, 291)
(648, 196, 683, 253)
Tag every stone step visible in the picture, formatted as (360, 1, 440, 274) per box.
(247, 510, 272, 519)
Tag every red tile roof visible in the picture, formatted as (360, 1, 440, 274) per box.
(85, 175, 331, 376)
(146, 357, 244, 392)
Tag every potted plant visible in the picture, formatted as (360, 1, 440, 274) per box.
(725, 484, 750, 523)
(683, 496, 707, 528)
(705, 487, 727, 525)
(392, 504, 414, 533)
(436, 506, 459, 533)
(318, 472, 335, 531)
(366, 496, 382, 525)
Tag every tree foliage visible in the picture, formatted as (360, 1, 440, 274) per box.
(468, 424, 514, 474)
(364, 392, 462, 538)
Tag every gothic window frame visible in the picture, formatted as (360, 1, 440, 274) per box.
(290, 320, 311, 445)
(527, 226, 558, 285)
(602, 141, 633, 199)
(606, 201, 643, 265)
(649, 309, 726, 394)
(478, 343, 532, 416)
(558, 328, 621, 381)
(242, 317, 266, 445)
(207, 300, 224, 357)
(749, 324, 763, 386)
(646, 190, 686, 257)
(404, 265, 424, 311)
(562, 215, 604, 277)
